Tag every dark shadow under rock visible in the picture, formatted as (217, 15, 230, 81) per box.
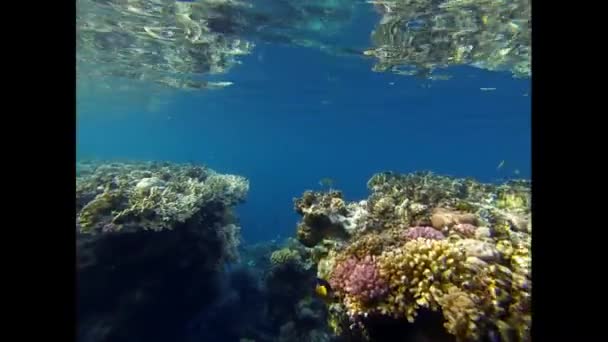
(77, 222, 225, 342)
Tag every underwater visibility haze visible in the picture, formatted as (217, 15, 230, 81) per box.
(76, 0, 531, 341)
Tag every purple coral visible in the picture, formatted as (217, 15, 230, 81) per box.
(329, 255, 388, 303)
(403, 226, 445, 241)
(452, 223, 477, 238)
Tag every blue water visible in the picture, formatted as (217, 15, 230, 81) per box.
(77, 44, 530, 244)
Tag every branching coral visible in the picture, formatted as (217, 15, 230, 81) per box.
(294, 170, 531, 341)
(367, 172, 470, 207)
(377, 239, 470, 322)
(329, 255, 389, 307)
(495, 186, 530, 212)
(343, 234, 389, 259)
(402, 226, 446, 241)
(374, 238, 529, 341)
(76, 160, 250, 342)
(294, 191, 366, 247)
(76, 161, 248, 234)
(372, 197, 396, 216)
(437, 286, 482, 341)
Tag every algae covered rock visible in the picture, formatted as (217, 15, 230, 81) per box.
(294, 190, 368, 247)
(270, 247, 303, 267)
(431, 208, 478, 230)
(76, 160, 248, 234)
(76, 160, 249, 342)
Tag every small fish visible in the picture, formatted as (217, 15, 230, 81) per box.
(480, 87, 497, 91)
(508, 21, 521, 33)
(206, 81, 233, 89)
(497, 160, 505, 170)
(428, 74, 452, 81)
(314, 278, 334, 300)
(319, 177, 334, 188)
(513, 169, 520, 176)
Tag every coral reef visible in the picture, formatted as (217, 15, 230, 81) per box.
(376, 239, 470, 322)
(403, 226, 446, 241)
(292, 171, 531, 341)
(431, 208, 478, 230)
(437, 286, 482, 340)
(450, 223, 477, 238)
(76, 160, 248, 342)
(329, 255, 389, 305)
(294, 190, 368, 247)
(212, 238, 336, 342)
(270, 247, 302, 265)
(76, 160, 248, 234)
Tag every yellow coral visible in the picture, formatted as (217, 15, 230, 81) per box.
(376, 239, 470, 321)
(495, 191, 528, 211)
(78, 191, 125, 233)
(343, 234, 387, 259)
(438, 286, 482, 341)
(373, 238, 531, 340)
(395, 199, 410, 224)
(330, 197, 345, 211)
(317, 251, 338, 281)
(326, 303, 349, 335)
(303, 172, 532, 341)
(373, 197, 396, 215)
(496, 239, 514, 259)
(270, 248, 301, 266)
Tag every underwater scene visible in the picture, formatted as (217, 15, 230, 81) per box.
(76, 0, 531, 341)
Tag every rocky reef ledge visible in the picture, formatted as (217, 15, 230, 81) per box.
(76, 160, 248, 342)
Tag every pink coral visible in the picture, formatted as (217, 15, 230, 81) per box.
(329, 255, 388, 303)
(403, 226, 445, 241)
(452, 223, 477, 238)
